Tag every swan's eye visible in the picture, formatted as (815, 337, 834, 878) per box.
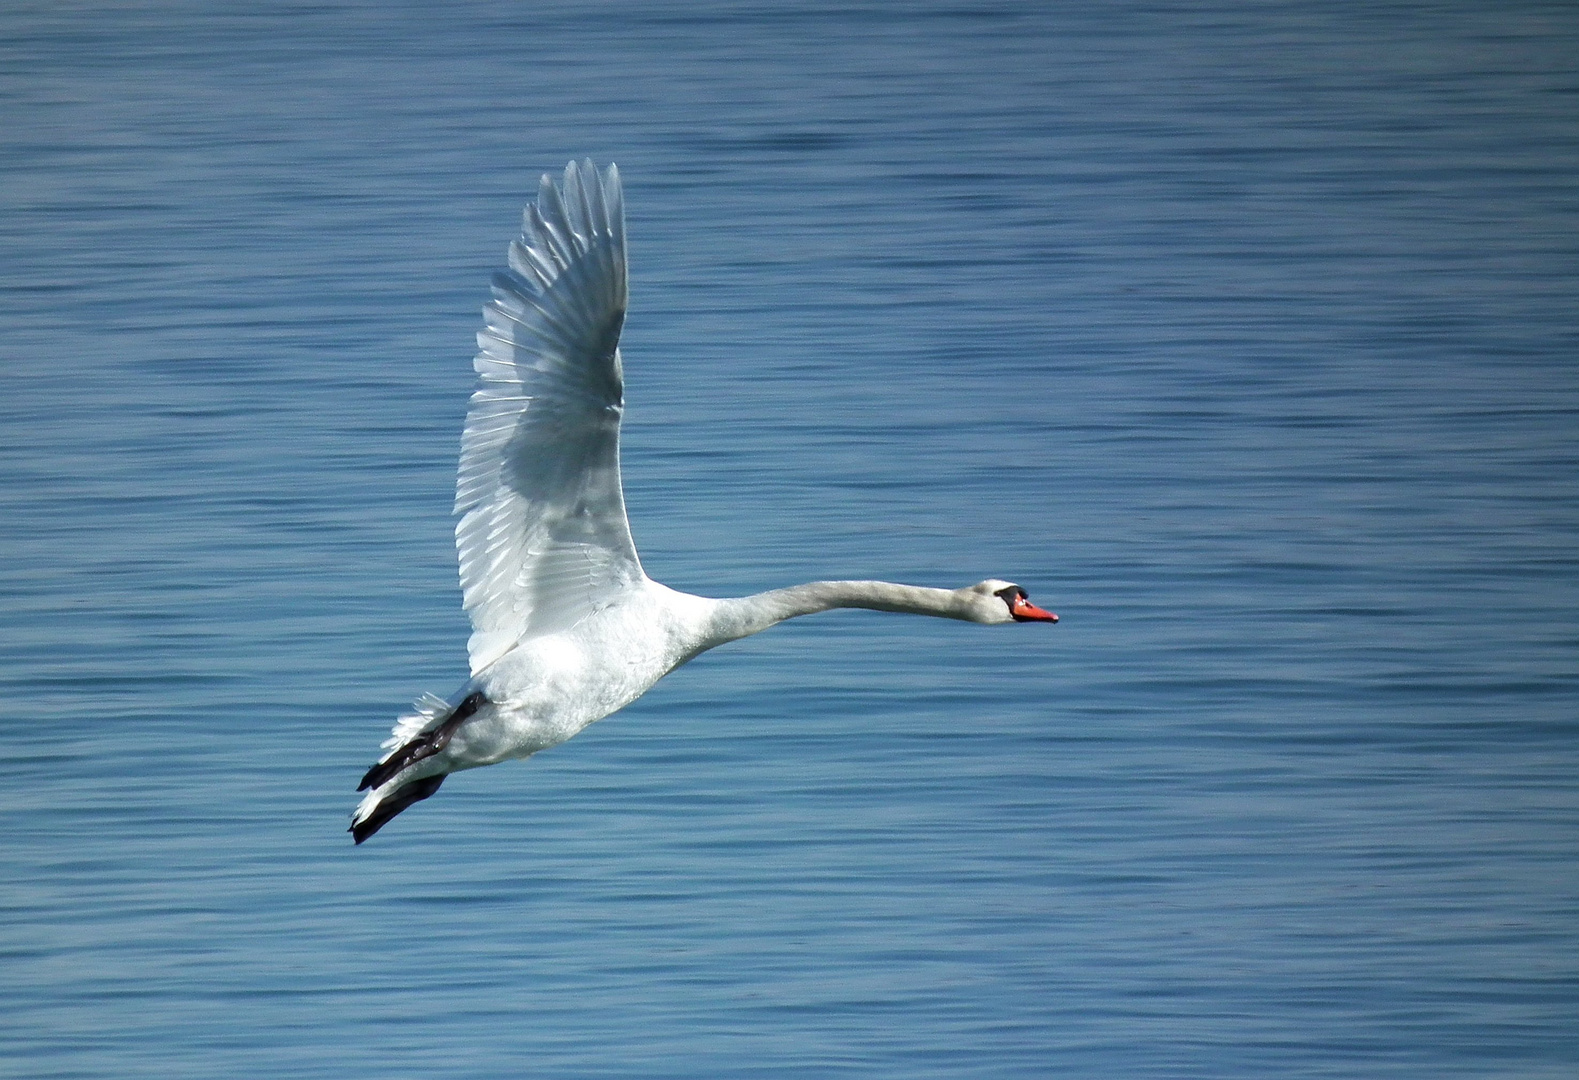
(992, 584, 1027, 609)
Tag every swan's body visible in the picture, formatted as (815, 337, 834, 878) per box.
(352, 161, 1057, 843)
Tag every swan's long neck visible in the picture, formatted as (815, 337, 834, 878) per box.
(704, 580, 975, 647)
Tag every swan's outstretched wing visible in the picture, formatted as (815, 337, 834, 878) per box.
(455, 160, 643, 674)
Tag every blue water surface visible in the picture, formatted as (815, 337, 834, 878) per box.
(1, 2, 1576, 1077)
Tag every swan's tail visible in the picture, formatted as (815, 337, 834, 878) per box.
(350, 689, 488, 844)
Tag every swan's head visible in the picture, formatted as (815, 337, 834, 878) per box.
(959, 580, 1059, 625)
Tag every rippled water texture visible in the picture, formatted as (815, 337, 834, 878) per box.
(2, 2, 1576, 1076)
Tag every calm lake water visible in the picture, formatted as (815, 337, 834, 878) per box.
(2, 2, 1576, 1076)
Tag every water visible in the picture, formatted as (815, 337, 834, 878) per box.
(2, 2, 1576, 1076)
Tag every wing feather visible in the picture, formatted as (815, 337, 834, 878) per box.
(455, 160, 643, 674)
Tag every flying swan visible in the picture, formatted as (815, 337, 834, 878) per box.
(352, 160, 1058, 843)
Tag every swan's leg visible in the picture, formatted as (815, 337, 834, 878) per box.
(350, 775, 445, 844)
(358, 690, 488, 792)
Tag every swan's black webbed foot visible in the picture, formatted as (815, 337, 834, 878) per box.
(357, 691, 487, 792)
(350, 775, 445, 844)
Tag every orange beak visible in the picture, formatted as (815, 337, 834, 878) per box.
(1011, 595, 1058, 623)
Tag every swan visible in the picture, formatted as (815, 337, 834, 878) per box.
(351, 160, 1058, 843)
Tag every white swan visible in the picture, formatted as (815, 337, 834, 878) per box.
(351, 160, 1058, 843)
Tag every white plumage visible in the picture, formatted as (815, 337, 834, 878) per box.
(457, 161, 638, 672)
(352, 160, 1057, 843)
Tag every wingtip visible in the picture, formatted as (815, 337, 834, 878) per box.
(556, 158, 618, 184)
